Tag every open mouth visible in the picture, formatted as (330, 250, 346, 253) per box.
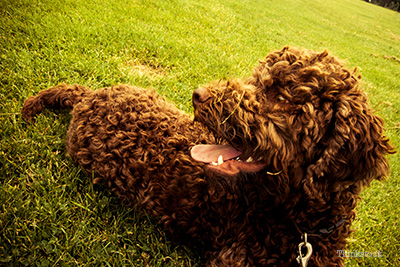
(191, 144, 267, 175)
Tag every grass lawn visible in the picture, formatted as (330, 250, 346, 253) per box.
(1, 0, 399, 265)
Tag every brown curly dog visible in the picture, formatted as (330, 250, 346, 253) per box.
(22, 46, 394, 266)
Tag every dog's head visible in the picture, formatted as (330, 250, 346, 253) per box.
(192, 46, 394, 203)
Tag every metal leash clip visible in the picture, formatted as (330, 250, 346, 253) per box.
(296, 233, 313, 267)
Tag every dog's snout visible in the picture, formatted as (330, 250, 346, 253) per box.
(192, 87, 212, 108)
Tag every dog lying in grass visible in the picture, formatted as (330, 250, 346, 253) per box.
(22, 46, 395, 266)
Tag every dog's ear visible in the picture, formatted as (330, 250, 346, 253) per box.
(303, 86, 395, 201)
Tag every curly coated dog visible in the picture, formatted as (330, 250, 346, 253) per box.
(22, 46, 394, 266)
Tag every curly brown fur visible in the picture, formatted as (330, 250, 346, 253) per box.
(22, 84, 90, 123)
(23, 84, 212, 224)
(22, 46, 395, 266)
(193, 46, 395, 266)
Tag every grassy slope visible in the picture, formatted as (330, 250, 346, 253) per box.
(0, 0, 399, 265)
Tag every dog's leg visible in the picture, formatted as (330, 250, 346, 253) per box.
(22, 84, 91, 123)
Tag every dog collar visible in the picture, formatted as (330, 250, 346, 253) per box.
(293, 217, 347, 237)
(301, 217, 347, 237)
(293, 217, 347, 267)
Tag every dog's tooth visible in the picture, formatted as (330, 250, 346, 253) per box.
(246, 157, 254, 163)
(217, 155, 223, 165)
(211, 162, 218, 166)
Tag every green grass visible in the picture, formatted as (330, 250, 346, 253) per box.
(1, 0, 399, 265)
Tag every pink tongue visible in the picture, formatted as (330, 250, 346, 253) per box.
(191, 144, 242, 163)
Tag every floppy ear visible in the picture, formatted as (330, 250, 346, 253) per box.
(303, 88, 395, 201)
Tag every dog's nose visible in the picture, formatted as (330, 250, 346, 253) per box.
(192, 87, 212, 108)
